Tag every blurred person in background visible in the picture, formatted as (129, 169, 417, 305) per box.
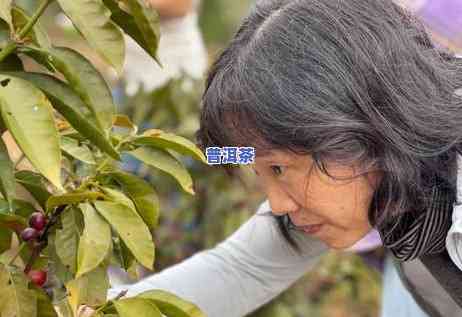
(395, 0, 462, 55)
(122, 0, 207, 96)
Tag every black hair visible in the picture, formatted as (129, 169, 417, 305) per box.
(195, 0, 462, 251)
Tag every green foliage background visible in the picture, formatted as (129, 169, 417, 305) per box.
(0, 0, 209, 316)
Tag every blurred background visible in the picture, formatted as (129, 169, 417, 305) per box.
(15, 0, 462, 316)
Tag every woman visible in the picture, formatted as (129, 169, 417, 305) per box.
(96, 0, 462, 316)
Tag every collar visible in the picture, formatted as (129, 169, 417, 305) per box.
(445, 152, 462, 271)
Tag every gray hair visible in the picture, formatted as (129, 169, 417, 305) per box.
(196, 0, 462, 250)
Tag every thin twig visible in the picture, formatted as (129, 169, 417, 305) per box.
(114, 289, 128, 300)
(0, 0, 52, 63)
(13, 153, 25, 170)
(41, 205, 67, 236)
(95, 136, 129, 173)
(93, 289, 128, 315)
(24, 245, 41, 274)
(7, 242, 26, 265)
(24, 205, 67, 273)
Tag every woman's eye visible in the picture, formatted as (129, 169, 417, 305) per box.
(270, 165, 285, 176)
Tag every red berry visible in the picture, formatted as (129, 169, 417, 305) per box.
(27, 270, 47, 287)
(29, 212, 47, 231)
(20, 227, 39, 241)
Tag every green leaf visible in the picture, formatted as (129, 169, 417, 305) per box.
(100, 186, 136, 210)
(0, 114, 6, 134)
(30, 284, 59, 317)
(76, 203, 112, 277)
(0, 137, 15, 209)
(124, 0, 161, 64)
(0, 75, 63, 190)
(94, 201, 154, 269)
(138, 290, 206, 317)
(103, 0, 160, 63)
(46, 191, 104, 212)
(0, 263, 9, 311)
(0, 228, 11, 253)
(112, 237, 134, 271)
(0, 264, 37, 317)
(0, 208, 26, 232)
(24, 46, 115, 133)
(128, 147, 194, 195)
(4, 71, 120, 160)
(51, 46, 115, 133)
(56, 0, 125, 73)
(11, 6, 51, 48)
(0, 0, 12, 27)
(0, 54, 24, 71)
(26, 254, 48, 271)
(105, 172, 159, 229)
(52, 299, 73, 317)
(19, 47, 57, 72)
(55, 207, 80, 274)
(15, 170, 51, 209)
(66, 266, 109, 315)
(0, 199, 35, 219)
(13, 0, 38, 15)
(2, 71, 90, 117)
(113, 298, 162, 317)
(135, 129, 206, 163)
(61, 136, 95, 164)
(0, 19, 9, 49)
(48, 231, 74, 284)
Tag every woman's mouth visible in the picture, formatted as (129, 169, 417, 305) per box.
(299, 224, 323, 234)
(288, 217, 324, 235)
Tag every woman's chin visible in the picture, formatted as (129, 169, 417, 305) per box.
(319, 225, 374, 250)
(325, 240, 355, 250)
(322, 235, 364, 250)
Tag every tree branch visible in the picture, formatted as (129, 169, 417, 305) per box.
(0, 0, 52, 63)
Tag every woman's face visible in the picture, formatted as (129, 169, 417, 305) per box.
(252, 149, 383, 249)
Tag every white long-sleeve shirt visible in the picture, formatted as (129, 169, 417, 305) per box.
(107, 200, 328, 317)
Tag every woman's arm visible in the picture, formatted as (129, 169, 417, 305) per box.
(146, 0, 193, 18)
(107, 200, 328, 317)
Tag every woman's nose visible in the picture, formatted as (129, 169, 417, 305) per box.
(266, 184, 298, 216)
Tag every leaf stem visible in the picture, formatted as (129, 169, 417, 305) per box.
(7, 242, 26, 265)
(0, 44, 16, 64)
(95, 136, 129, 173)
(13, 153, 25, 170)
(0, 0, 53, 63)
(18, 0, 53, 39)
(93, 289, 127, 315)
(24, 245, 41, 274)
(23, 204, 66, 272)
(75, 176, 99, 192)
